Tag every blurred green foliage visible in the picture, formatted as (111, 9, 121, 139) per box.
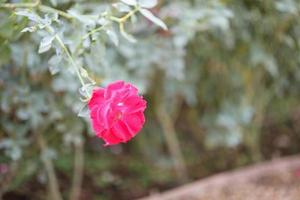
(1, 0, 300, 199)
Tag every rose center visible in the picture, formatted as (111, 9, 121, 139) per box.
(115, 111, 123, 120)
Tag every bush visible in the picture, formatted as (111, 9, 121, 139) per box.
(1, 0, 300, 199)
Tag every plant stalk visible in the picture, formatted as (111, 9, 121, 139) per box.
(155, 103, 188, 182)
(36, 132, 62, 200)
(69, 141, 84, 200)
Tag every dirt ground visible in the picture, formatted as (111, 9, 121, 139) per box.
(139, 155, 300, 200)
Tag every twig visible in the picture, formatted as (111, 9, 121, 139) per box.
(82, 26, 105, 40)
(39, 5, 73, 19)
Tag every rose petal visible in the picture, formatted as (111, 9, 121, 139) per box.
(123, 112, 145, 133)
(110, 122, 126, 141)
(88, 88, 105, 109)
(105, 80, 125, 99)
(103, 131, 123, 146)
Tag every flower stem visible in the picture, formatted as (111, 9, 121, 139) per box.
(55, 34, 85, 87)
(45, 26, 91, 98)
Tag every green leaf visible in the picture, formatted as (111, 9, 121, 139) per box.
(21, 26, 37, 33)
(120, 29, 136, 43)
(15, 10, 41, 23)
(68, 10, 96, 26)
(106, 29, 119, 46)
(49, 0, 57, 7)
(0, 40, 10, 66)
(38, 35, 55, 54)
(120, 0, 137, 6)
(77, 103, 89, 118)
(113, 2, 131, 13)
(138, 0, 157, 8)
(48, 55, 62, 75)
(139, 8, 167, 30)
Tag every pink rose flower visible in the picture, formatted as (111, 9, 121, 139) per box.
(88, 80, 147, 146)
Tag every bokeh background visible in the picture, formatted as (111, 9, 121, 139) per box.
(1, 0, 300, 199)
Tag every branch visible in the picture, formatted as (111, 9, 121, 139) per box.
(39, 5, 73, 19)
(69, 140, 84, 200)
(36, 132, 63, 200)
(155, 102, 188, 182)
